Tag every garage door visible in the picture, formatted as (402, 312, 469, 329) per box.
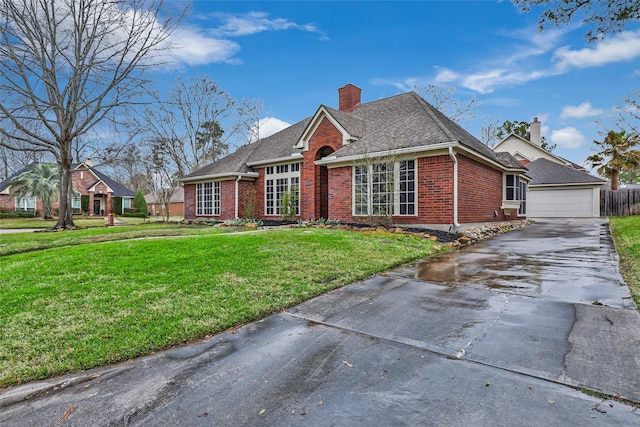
(527, 187, 599, 218)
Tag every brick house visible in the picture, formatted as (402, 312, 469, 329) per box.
(182, 84, 529, 230)
(145, 187, 184, 218)
(0, 160, 135, 216)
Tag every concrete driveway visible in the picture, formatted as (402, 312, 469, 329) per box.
(1, 218, 639, 426)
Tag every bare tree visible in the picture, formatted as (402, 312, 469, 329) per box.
(146, 143, 178, 222)
(0, 136, 47, 180)
(479, 117, 502, 148)
(414, 84, 477, 124)
(136, 76, 262, 179)
(0, 0, 186, 229)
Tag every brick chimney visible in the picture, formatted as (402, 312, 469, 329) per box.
(338, 84, 361, 112)
(530, 118, 541, 146)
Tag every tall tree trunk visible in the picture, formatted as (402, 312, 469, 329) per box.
(611, 169, 620, 190)
(55, 152, 76, 229)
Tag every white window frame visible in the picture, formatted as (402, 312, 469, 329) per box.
(15, 196, 36, 212)
(504, 174, 527, 216)
(352, 159, 417, 217)
(265, 163, 300, 216)
(518, 180, 527, 216)
(196, 181, 221, 216)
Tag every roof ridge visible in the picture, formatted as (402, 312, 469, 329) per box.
(410, 92, 458, 142)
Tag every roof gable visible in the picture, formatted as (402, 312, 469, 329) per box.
(527, 158, 605, 186)
(495, 133, 585, 171)
(295, 106, 359, 150)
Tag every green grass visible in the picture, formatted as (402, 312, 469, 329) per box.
(0, 216, 153, 229)
(0, 227, 444, 387)
(610, 216, 640, 306)
(0, 223, 227, 256)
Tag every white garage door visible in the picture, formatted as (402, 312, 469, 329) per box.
(527, 187, 599, 218)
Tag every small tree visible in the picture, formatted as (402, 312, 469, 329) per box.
(242, 186, 257, 219)
(81, 195, 90, 215)
(113, 196, 123, 215)
(280, 186, 299, 221)
(133, 191, 148, 215)
(587, 130, 640, 190)
(9, 163, 59, 218)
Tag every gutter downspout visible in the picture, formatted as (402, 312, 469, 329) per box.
(235, 175, 242, 219)
(448, 147, 460, 228)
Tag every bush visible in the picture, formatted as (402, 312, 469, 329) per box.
(0, 210, 37, 218)
(113, 196, 123, 215)
(81, 195, 90, 214)
(121, 212, 148, 218)
(133, 191, 147, 215)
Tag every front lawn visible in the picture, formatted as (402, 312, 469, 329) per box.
(0, 227, 444, 387)
(0, 223, 227, 256)
(610, 216, 640, 306)
(0, 216, 153, 229)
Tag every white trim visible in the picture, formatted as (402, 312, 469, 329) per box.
(246, 153, 303, 168)
(264, 164, 300, 217)
(448, 147, 460, 227)
(87, 180, 114, 193)
(316, 141, 528, 174)
(295, 106, 356, 150)
(182, 172, 259, 183)
(318, 142, 458, 167)
(529, 182, 605, 188)
(351, 159, 418, 217)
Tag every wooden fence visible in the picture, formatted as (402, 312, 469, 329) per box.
(601, 189, 640, 216)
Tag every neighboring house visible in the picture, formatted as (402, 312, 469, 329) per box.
(494, 119, 606, 218)
(182, 84, 529, 230)
(0, 160, 135, 216)
(145, 187, 184, 217)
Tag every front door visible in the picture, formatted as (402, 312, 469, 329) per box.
(93, 199, 101, 215)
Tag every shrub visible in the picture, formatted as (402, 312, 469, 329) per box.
(113, 196, 123, 215)
(0, 210, 36, 218)
(81, 195, 90, 214)
(122, 212, 148, 218)
(133, 191, 147, 215)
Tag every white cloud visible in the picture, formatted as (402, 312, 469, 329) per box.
(250, 117, 291, 142)
(210, 11, 326, 39)
(376, 28, 640, 95)
(560, 102, 605, 119)
(550, 127, 586, 149)
(169, 27, 241, 65)
(167, 11, 327, 66)
(554, 30, 640, 69)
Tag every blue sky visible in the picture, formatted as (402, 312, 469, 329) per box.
(156, 0, 640, 167)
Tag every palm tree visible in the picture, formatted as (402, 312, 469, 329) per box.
(9, 163, 60, 218)
(587, 130, 640, 190)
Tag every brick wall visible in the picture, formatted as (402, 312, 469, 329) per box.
(300, 117, 344, 219)
(325, 153, 514, 226)
(327, 166, 351, 220)
(457, 155, 511, 222)
(183, 183, 196, 219)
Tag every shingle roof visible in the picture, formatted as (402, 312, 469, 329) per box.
(184, 90, 517, 179)
(183, 118, 311, 179)
(327, 92, 501, 163)
(495, 152, 527, 169)
(526, 158, 606, 185)
(89, 168, 135, 197)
